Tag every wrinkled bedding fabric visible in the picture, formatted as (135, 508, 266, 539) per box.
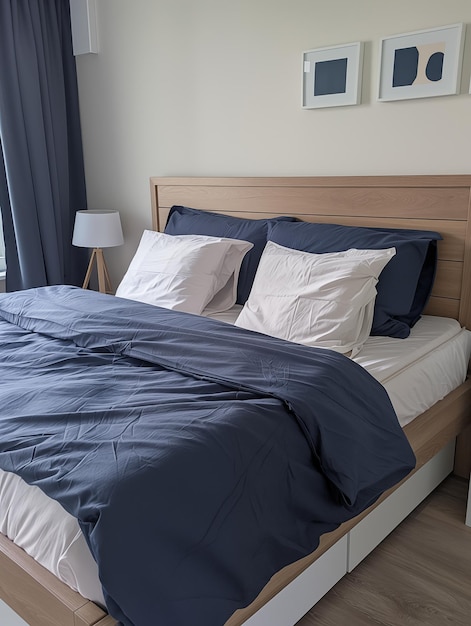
(0, 286, 415, 626)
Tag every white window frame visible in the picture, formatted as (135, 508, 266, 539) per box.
(0, 211, 5, 273)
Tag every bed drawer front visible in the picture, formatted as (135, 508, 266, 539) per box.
(240, 535, 347, 626)
(347, 439, 455, 572)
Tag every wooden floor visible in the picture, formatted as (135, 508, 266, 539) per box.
(296, 475, 471, 626)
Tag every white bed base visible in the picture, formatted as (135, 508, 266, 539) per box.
(240, 440, 455, 626)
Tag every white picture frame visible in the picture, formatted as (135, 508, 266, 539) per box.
(302, 42, 363, 109)
(378, 23, 465, 102)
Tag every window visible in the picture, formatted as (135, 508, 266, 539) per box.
(0, 211, 5, 273)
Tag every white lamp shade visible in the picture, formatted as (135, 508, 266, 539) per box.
(72, 210, 124, 248)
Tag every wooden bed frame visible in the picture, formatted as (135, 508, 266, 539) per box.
(1, 174, 470, 626)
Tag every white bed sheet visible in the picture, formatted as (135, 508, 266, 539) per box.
(353, 316, 471, 427)
(1, 314, 470, 607)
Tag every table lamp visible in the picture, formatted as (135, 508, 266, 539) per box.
(72, 210, 124, 293)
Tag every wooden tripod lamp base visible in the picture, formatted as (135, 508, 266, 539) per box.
(82, 248, 113, 294)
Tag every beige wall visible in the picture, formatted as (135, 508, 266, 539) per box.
(75, 0, 471, 284)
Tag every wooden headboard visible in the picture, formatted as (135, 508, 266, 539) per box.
(150, 175, 471, 330)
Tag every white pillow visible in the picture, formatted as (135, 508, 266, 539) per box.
(115, 230, 253, 314)
(234, 241, 396, 356)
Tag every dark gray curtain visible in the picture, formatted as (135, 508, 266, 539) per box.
(0, 0, 87, 291)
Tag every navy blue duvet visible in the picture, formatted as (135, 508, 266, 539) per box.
(0, 286, 415, 626)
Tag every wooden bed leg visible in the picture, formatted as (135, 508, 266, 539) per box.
(454, 424, 471, 478)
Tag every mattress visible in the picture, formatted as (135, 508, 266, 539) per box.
(353, 315, 471, 427)
(0, 314, 470, 607)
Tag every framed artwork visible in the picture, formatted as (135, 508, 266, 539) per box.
(378, 23, 465, 101)
(302, 42, 363, 109)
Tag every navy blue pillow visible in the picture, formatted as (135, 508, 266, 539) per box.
(268, 221, 442, 338)
(165, 206, 296, 304)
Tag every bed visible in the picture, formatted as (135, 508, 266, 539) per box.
(0, 174, 470, 626)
